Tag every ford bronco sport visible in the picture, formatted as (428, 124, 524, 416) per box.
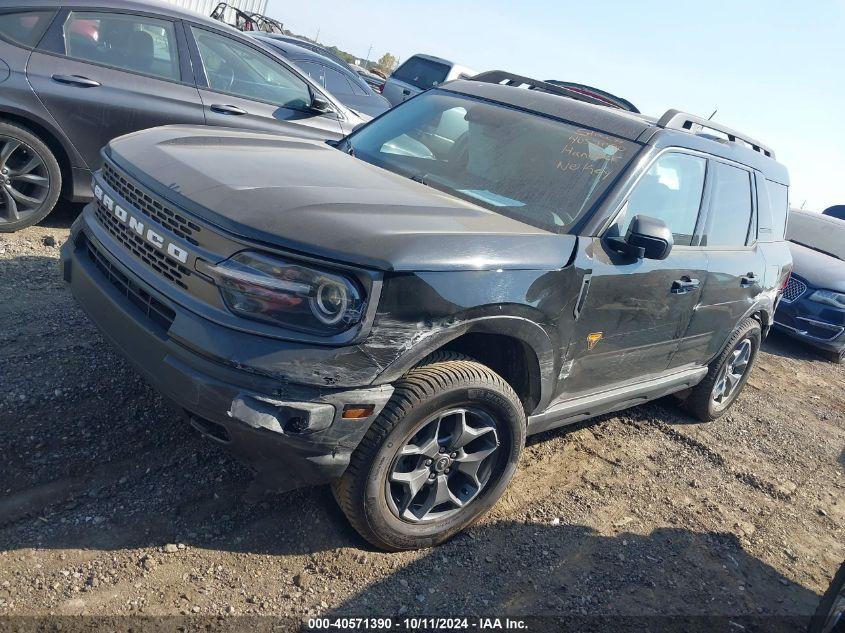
(61, 71, 792, 551)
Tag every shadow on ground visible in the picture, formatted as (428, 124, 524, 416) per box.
(37, 200, 85, 229)
(327, 521, 816, 630)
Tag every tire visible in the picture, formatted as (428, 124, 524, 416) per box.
(0, 121, 62, 233)
(685, 318, 762, 422)
(333, 352, 526, 551)
(822, 349, 844, 365)
(808, 560, 845, 633)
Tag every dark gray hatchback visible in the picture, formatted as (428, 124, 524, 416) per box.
(61, 73, 792, 550)
(0, 0, 364, 232)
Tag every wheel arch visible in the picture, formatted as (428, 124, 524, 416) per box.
(0, 106, 81, 199)
(373, 315, 559, 417)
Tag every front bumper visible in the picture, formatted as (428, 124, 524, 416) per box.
(60, 215, 393, 491)
(774, 292, 845, 357)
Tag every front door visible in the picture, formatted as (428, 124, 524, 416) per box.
(677, 160, 765, 365)
(557, 151, 710, 399)
(27, 9, 206, 170)
(186, 26, 346, 140)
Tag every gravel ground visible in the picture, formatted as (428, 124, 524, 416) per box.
(0, 204, 843, 630)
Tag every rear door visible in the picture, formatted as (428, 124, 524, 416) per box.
(26, 8, 205, 170)
(186, 26, 346, 140)
(676, 159, 765, 365)
(558, 151, 710, 398)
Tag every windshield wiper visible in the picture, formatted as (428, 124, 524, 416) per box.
(410, 173, 429, 185)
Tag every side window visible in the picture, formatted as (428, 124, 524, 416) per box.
(323, 67, 355, 96)
(192, 28, 310, 109)
(293, 60, 325, 88)
(347, 75, 368, 96)
(63, 12, 180, 81)
(0, 11, 55, 47)
(702, 162, 754, 247)
(615, 153, 707, 246)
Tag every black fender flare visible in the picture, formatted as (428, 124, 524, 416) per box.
(709, 297, 776, 365)
(371, 315, 560, 414)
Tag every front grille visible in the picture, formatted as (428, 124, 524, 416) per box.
(94, 201, 192, 289)
(101, 162, 202, 246)
(85, 236, 176, 331)
(781, 276, 807, 303)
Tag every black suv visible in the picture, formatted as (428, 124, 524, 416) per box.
(61, 72, 792, 551)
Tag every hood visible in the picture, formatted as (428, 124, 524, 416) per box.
(105, 126, 576, 272)
(789, 242, 845, 292)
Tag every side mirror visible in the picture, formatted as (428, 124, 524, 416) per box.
(310, 95, 335, 114)
(606, 215, 674, 260)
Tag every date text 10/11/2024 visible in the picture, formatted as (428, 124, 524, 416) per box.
(306, 617, 529, 630)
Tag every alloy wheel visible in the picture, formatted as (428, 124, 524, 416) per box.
(0, 135, 51, 226)
(386, 407, 500, 523)
(712, 338, 752, 408)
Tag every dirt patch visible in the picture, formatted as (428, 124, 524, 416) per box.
(0, 207, 843, 625)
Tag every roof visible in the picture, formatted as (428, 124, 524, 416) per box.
(25, 0, 227, 25)
(253, 35, 344, 69)
(444, 77, 788, 181)
(443, 79, 652, 141)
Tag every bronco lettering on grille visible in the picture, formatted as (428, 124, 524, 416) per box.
(95, 182, 189, 264)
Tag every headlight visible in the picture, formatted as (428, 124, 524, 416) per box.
(201, 251, 365, 335)
(809, 289, 845, 309)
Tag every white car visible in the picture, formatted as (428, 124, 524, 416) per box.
(381, 54, 477, 106)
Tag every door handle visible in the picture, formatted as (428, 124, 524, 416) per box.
(740, 272, 757, 287)
(671, 276, 701, 294)
(210, 104, 248, 115)
(51, 74, 100, 88)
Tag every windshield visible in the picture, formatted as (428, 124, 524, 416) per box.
(787, 211, 845, 261)
(344, 90, 640, 233)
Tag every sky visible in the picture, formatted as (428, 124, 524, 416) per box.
(266, 0, 843, 211)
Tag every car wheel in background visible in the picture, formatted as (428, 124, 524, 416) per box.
(684, 317, 762, 422)
(0, 121, 62, 233)
(332, 352, 526, 551)
(823, 349, 844, 364)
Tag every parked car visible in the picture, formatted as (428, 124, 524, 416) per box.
(252, 35, 390, 118)
(381, 54, 477, 106)
(255, 34, 387, 92)
(353, 66, 387, 93)
(774, 210, 845, 363)
(0, 0, 365, 232)
(823, 205, 845, 221)
(61, 72, 791, 551)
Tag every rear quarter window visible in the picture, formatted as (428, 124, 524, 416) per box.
(0, 11, 55, 47)
(766, 180, 789, 240)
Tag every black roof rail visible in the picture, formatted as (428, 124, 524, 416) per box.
(657, 109, 775, 159)
(470, 71, 624, 110)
